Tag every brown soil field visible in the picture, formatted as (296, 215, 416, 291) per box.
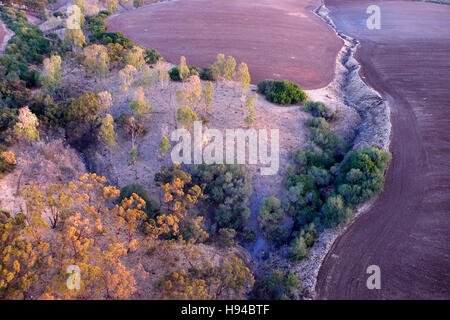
(106, 0, 343, 89)
(317, 0, 450, 299)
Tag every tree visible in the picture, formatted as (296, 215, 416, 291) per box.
(67, 92, 101, 124)
(202, 81, 214, 113)
(0, 212, 51, 299)
(41, 55, 62, 92)
(159, 269, 211, 300)
(106, 0, 119, 13)
(83, 44, 110, 79)
(98, 91, 113, 111)
(322, 195, 353, 228)
(14, 107, 40, 142)
(237, 62, 251, 95)
(243, 94, 258, 126)
(130, 87, 153, 120)
(177, 106, 198, 129)
(178, 56, 190, 82)
(176, 75, 202, 111)
(211, 54, 236, 81)
(107, 43, 125, 68)
(291, 235, 307, 261)
(64, 29, 86, 52)
(73, 0, 87, 14)
(159, 136, 170, 155)
(125, 46, 146, 69)
(136, 65, 155, 89)
(119, 64, 137, 92)
(155, 59, 169, 89)
(99, 114, 117, 147)
(258, 196, 285, 226)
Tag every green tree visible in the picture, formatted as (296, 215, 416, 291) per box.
(212, 54, 236, 81)
(244, 94, 258, 126)
(322, 195, 353, 228)
(177, 106, 198, 129)
(41, 55, 62, 92)
(99, 114, 117, 147)
(159, 136, 170, 155)
(202, 81, 214, 113)
(178, 56, 190, 82)
(130, 87, 153, 120)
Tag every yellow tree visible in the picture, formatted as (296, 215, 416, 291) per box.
(14, 107, 40, 142)
(125, 46, 146, 69)
(0, 212, 51, 299)
(83, 44, 110, 79)
(238, 62, 251, 96)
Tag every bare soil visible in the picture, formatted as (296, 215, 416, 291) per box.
(106, 0, 343, 89)
(316, 0, 450, 299)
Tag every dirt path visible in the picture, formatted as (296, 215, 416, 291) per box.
(316, 0, 450, 299)
(106, 0, 342, 89)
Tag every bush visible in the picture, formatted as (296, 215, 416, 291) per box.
(191, 164, 252, 231)
(321, 194, 353, 228)
(120, 184, 160, 219)
(264, 224, 290, 246)
(309, 127, 348, 156)
(336, 147, 392, 207)
(290, 235, 307, 261)
(200, 67, 217, 81)
(258, 196, 285, 226)
(0, 145, 16, 177)
(305, 117, 330, 129)
(303, 101, 337, 121)
(261, 269, 301, 300)
(144, 48, 163, 64)
(257, 80, 307, 105)
(169, 66, 199, 81)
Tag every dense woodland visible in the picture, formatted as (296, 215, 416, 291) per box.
(0, 1, 391, 300)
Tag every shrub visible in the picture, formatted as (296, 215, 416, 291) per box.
(290, 235, 307, 261)
(321, 194, 353, 228)
(191, 164, 252, 231)
(169, 66, 199, 81)
(0, 145, 16, 177)
(264, 224, 290, 246)
(257, 80, 307, 105)
(120, 184, 160, 219)
(305, 117, 330, 129)
(144, 48, 163, 64)
(200, 67, 217, 81)
(261, 269, 301, 300)
(258, 196, 285, 226)
(336, 147, 392, 207)
(303, 101, 337, 121)
(177, 106, 198, 129)
(309, 127, 348, 156)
